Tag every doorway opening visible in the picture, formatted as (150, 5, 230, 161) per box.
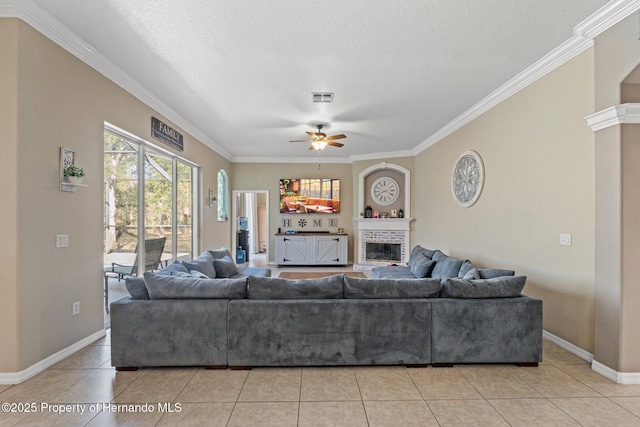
(232, 190, 269, 267)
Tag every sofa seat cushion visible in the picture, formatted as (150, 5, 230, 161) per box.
(344, 276, 441, 299)
(213, 255, 239, 278)
(248, 275, 343, 300)
(144, 272, 247, 299)
(371, 266, 416, 279)
(182, 251, 217, 279)
(441, 276, 527, 299)
(235, 267, 272, 278)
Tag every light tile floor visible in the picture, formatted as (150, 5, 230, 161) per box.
(30, 255, 637, 426)
(2, 334, 640, 426)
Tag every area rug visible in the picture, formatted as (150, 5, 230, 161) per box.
(278, 271, 366, 280)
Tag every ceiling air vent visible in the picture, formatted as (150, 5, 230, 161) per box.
(312, 92, 334, 103)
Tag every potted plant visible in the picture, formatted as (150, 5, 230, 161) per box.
(64, 165, 85, 184)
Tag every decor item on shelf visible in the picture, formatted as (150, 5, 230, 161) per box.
(452, 150, 484, 208)
(365, 205, 373, 218)
(390, 210, 397, 218)
(371, 176, 400, 206)
(373, 211, 379, 218)
(64, 165, 85, 184)
(298, 218, 307, 228)
(398, 209, 404, 218)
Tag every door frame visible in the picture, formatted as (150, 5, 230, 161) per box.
(231, 190, 270, 261)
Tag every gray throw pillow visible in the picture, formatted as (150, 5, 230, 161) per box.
(440, 276, 527, 298)
(156, 260, 190, 276)
(213, 255, 239, 278)
(344, 276, 441, 299)
(409, 254, 436, 278)
(478, 268, 516, 279)
(144, 272, 247, 299)
(248, 275, 344, 300)
(189, 270, 209, 279)
(182, 251, 217, 279)
(208, 247, 232, 260)
(408, 245, 436, 270)
(125, 277, 150, 300)
(432, 255, 464, 279)
(463, 267, 480, 280)
(457, 260, 476, 278)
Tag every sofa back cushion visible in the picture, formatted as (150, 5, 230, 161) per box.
(248, 275, 344, 300)
(344, 276, 441, 299)
(182, 251, 217, 279)
(208, 247, 232, 260)
(408, 245, 437, 268)
(478, 268, 516, 279)
(144, 272, 247, 299)
(441, 276, 526, 299)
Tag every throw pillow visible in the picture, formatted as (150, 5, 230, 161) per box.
(478, 268, 516, 279)
(431, 254, 464, 279)
(409, 254, 436, 278)
(213, 255, 239, 278)
(248, 275, 343, 300)
(189, 270, 209, 279)
(440, 276, 527, 298)
(408, 245, 437, 270)
(457, 260, 476, 278)
(463, 267, 480, 280)
(144, 272, 247, 299)
(182, 251, 217, 279)
(125, 277, 150, 300)
(208, 247, 232, 260)
(343, 276, 441, 299)
(156, 260, 190, 276)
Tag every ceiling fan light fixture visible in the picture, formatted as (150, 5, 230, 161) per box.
(312, 140, 328, 150)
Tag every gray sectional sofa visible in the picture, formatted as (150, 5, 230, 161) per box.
(110, 246, 543, 369)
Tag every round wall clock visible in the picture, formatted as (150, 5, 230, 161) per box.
(451, 150, 484, 208)
(371, 176, 400, 206)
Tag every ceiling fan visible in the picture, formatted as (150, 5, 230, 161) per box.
(290, 124, 346, 150)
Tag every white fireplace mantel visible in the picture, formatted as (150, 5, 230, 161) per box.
(353, 218, 414, 230)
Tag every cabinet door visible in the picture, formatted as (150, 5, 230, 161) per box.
(280, 236, 309, 264)
(315, 236, 343, 264)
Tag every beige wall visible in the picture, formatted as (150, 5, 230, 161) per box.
(414, 50, 596, 351)
(0, 19, 20, 372)
(1, 19, 231, 373)
(231, 162, 353, 264)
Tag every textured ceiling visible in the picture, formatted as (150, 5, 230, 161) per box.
(25, 0, 611, 162)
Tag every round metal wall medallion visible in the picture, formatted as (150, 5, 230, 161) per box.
(371, 176, 400, 206)
(451, 151, 484, 208)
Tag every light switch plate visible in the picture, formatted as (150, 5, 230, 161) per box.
(560, 233, 572, 246)
(56, 234, 69, 248)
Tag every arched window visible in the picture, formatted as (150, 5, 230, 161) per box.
(217, 169, 229, 221)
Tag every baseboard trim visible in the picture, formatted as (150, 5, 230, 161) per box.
(0, 329, 107, 385)
(543, 330, 640, 384)
(543, 330, 594, 363)
(592, 360, 640, 385)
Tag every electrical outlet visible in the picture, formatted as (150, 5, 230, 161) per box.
(56, 234, 69, 248)
(72, 301, 80, 316)
(560, 233, 572, 246)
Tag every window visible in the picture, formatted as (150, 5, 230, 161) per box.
(217, 169, 229, 221)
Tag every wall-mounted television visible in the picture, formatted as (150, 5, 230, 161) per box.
(280, 178, 340, 214)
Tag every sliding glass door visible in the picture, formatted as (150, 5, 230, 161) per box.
(104, 124, 199, 274)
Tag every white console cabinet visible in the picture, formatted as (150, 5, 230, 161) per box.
(275, 233, 348, 266)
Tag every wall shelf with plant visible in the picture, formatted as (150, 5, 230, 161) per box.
(60, 147, 87, 192)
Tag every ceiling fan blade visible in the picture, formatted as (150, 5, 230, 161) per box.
(289, 139, 313, 142)
(327, 134, 347, 140)
(306, 131, 320, 139)
(328, 141, 344, 147)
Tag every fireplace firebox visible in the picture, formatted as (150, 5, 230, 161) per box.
(365, 242, 402, 262)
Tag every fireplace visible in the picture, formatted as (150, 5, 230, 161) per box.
(366, 242, 401, 262)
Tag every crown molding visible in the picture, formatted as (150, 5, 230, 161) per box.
(585, 103, 640, 131)
(349, 149, 416, 163)
(0, 0, 234, 162)
(234, 156, 352, 164)
(414, 0, 640, 156)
